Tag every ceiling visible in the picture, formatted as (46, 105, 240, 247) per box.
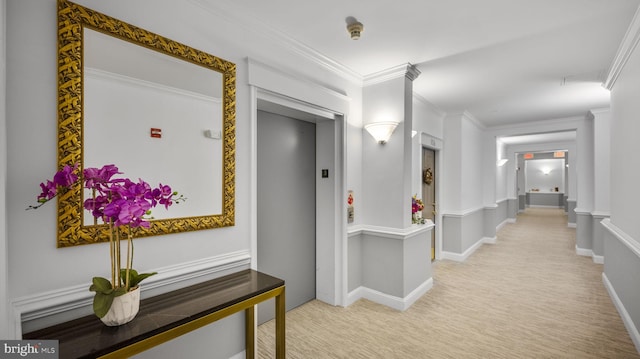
(207, 0, 639, 130)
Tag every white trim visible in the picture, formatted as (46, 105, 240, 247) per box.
(252, 85, 347, 307)
(576, 245, 593, 257)
(248, 58, 352, 108)
(591, 211, 610, 218)
(574, 208, 593, 215)
(603, 273, 640, 353)
(11, 250, 251, 337)
(604, 5, 640, 90)
(463, 111, 486, 131)
(441, 239, 484, 262)
(568, 223, 577, 228)
(575, 246, 602, 263)
(363, 63, 420, 86)
(441, 206, 485, 218)
(483, 236, 497, 244)
(529, 205, 563, 209)
(592, 255, 604, 264)
(346, 278, 433, 311)
(601, 219, 640, 258)
(496, 218, 511, 232)
(229, 352, 246, 359)
(349, 222, 434, 240)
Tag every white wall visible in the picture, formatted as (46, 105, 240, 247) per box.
(605, 7, 640, 350)
(361, 75, 410, 228)
(442, 112, 485, 212)
(460, 114, 485, 210)
(525, 159, 564, 193)
(609, 30, 640, 242)
(495, 140, 508, 201)
(411, 95, 445, 199)
(592, 109, 611, 213)
(5, 1, 362, 356)
(442, 115, 463, 212)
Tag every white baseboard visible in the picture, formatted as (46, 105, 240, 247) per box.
(603, 273, 640, 354)
(346, 277, 433, 311)
(568, 223, 576, 228)
(575, 246, 605, 264)
(12, 250, 251, 338)
(483, 236, 497, 244)
(229, 351, 245, 359)
(441, 238, 484, 262)
(496, 218, 511, 232)
(575, 245, 593, 257)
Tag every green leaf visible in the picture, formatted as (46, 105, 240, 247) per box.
(112, 287, 128, 297)
(93, 292, 115, 318)
(89, 277, 113, 294)
(120, 268, 157, 289)
(130, 271, 157, 288)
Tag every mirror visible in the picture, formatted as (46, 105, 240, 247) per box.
(57, 0, 236, 247)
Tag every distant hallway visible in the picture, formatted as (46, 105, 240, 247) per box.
(258, 208, 639, 358)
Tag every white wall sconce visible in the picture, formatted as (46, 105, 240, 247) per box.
(541, 168, 551, 175)
(365, 122, 398, 144)
(497, 159, 508, 167)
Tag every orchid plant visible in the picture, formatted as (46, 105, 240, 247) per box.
(412, 194, 425, 224)
(29, 163, 184, 318)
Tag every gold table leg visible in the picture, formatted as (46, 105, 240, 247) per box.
(276, 288, 286, 358)
(245, 306, 255, 359)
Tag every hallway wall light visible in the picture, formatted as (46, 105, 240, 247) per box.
(365, 122, 398, 144)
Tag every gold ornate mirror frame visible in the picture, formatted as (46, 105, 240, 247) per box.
(57, 0, 236, 247)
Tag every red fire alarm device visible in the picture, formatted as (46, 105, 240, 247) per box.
(150, 128, 162, 138)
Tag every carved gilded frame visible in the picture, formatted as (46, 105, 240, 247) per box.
(57, 0, 236, 247)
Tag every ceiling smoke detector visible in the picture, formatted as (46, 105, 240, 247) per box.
(347, 20, 364, 40)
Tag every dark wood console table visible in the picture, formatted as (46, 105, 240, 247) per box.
(24, 269, 285, 358)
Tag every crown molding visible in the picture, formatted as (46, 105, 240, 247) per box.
(604, 5, 640, 90)
(413, 92, 446, 118)
(463, 111, 487, 130)
(188, 0, 363, 85)
(363, 63, 421, 86)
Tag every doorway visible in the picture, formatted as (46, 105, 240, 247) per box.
(422, 148, 436, 261)
(257, 110, 317, 324)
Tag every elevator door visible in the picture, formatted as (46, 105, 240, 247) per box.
(257, 110, 316, 324)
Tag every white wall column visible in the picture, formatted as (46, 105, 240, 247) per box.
(590, 108, 611, 261)
(575, 115, 595, 253)
(351, 64, 433, 310)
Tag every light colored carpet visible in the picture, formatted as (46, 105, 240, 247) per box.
(258, 208, 639, 358)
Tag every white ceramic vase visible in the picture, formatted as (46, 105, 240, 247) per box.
(100, 286, 140, 326)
